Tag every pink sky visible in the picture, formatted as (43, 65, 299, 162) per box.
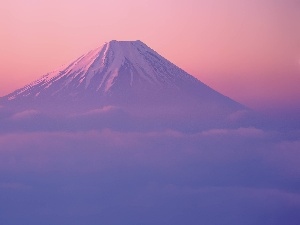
(1, 0, 299, 115)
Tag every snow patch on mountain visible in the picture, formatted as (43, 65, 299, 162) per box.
(4, 40, 204, 102)
(1, 39, 245, 120)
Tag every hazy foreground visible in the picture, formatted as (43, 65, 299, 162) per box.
(0, 105, 299, 225)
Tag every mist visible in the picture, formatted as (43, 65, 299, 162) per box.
(0, 106, 299, 225)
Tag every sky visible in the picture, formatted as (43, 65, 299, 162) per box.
(0, 0, 300, 115)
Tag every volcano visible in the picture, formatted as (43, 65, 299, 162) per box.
(1, 40, 246, 125)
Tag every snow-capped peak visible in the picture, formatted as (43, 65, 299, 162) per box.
(5, 40, 202, 102)
(45, 40, 167, 89)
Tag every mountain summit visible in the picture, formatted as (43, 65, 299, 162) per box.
(1, 40, 244, 120)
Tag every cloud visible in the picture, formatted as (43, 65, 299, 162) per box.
(0, 111, 299, 224)
(228, 109, 250, 121)
(0, 128, 298, 179)
(264, 140, 300, 178)
(77, 105, 120, 116)
(201, 127, 267, 138)
(10, 109, 40, 120)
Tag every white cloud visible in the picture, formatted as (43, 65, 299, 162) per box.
(201, 127, 266, 138)
(10, 110, 40, 120)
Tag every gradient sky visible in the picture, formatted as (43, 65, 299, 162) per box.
(1, 0, 299, 115)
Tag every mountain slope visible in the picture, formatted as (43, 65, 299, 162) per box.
(1, 40, 244, 119)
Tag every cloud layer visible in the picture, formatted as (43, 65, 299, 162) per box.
(0, 120, 299, 225)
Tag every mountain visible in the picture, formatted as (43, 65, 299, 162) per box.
(0, 40, 246, 125)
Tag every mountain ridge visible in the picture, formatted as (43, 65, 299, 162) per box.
(1, 40, 244, 118)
